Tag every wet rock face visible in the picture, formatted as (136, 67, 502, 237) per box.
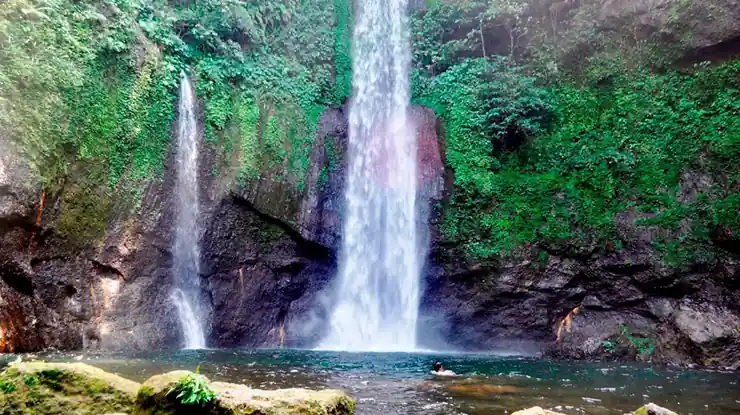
(201, 196, 335, 348)
(0, 121, 186, 352)
(201, 105, 445, 349)
(0, 157, 183, 352)
(598, 0, 740, 51)
(2, 92, 738, 369)
(420, 241, 740, 366)
(0, 102, 444, 353)
(236, 105, 445, 251)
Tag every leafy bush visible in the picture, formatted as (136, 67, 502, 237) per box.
(618, 325, 655, 356)
(415, 56, 551, 259)
(168, 369, 216, 407)
(419, 54, 739, 265)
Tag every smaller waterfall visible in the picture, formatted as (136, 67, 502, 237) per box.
(171, 289, 204, 349)
(171, 75, 206, 349)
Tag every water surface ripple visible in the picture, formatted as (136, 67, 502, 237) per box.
(4, 349, 738, 414)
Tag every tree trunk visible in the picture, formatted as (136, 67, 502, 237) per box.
(479, 19, 487, 59)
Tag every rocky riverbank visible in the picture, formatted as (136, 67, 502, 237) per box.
(0, 361, 355, 414)
(511, 404, 679, 415)
(0, 360, 689, 415)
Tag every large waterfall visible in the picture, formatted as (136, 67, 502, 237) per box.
(320, 0, 420, 351)
(171, 75, 206, 349)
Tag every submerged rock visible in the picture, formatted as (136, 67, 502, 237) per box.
(446, 382, 523, 397)
(511, 407, 567, 415)
(631, 403, 679, 415)
(513, 403, 680, 415)
(0, 361, 140, 415)
(135, 370, 355, 415)
(512, 403, 680, 415)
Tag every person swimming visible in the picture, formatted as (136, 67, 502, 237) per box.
(431, 361, 456, 377)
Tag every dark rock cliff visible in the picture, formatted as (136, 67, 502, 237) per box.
(421, 242, 740, 367)
(1, 92, 739, 368)
(0, 102, 446, 354)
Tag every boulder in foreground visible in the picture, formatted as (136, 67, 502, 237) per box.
(632, 403, 679, 415)
(0, 362, 355, 415)
(135, 370, 355, 415)
(511, 407, 567, 415)
(0, 361, 140, 415)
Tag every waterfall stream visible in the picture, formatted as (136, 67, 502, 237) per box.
(320, 0, 421, 351)
(171, 75, 206, 349)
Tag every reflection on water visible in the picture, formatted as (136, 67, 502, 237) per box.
(1, 349, 739, 414)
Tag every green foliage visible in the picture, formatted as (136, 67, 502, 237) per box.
(411, 3, 482, 75)
(234, 95, 261, 182)
(0, 379, 16, 394)
(22, 375, 38, 387)
(168, 369, 216, 407)
(332, 0, 352, 104)
(0, 0, 181, 244)
(618, 325, 655, 356)
(39, 369, 65, 391)
(415, 56, 551, 259)
(601, 340, 615, 354)
(163, 0, 342, 190)
(0, 0, 97, 180)
(65, 56, 176, 188)
(138, 385, 155, 399)
(86, 380, 108, 395)
(421, 50, 739, 264)
(2, 0, 347, 242)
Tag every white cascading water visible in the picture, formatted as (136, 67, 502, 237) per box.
(171, 75, 206, 349)
(320, 0, 421, 351)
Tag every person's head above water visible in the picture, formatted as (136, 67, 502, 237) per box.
(432, 361, 443, 372)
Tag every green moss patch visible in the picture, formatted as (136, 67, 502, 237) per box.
(0, 361, 140, 415)
(1, 363, 356, 415)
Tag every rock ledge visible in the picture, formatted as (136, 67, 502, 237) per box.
(0, 362, 355, 415)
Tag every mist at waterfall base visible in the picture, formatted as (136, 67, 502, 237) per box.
(319, 0, 425, 351)
(7, 349, 739, 415)
(171, 75, 206, 350)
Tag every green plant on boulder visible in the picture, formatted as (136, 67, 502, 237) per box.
(618, 325, 656, 357)
(39, 368, 66, 391)
(601, 340, 615, 354)
(0, 378, 16, 393)
(22, 374, 38, 387)
(136, 369, 356, 414)
(167, 367, 215, 407)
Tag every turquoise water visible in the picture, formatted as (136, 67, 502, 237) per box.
(2, 349, 739, 414)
